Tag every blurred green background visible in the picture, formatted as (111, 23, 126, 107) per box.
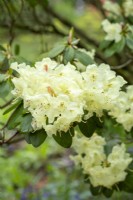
(0, 0, 133, 199)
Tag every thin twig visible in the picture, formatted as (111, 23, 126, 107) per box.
(111, 59, 133, 70)
(0, 98, 14, 109)
(5, 131, 19, 144)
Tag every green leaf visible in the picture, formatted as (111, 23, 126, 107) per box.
(0, 52, 5, 63)
(0, 74, 7, 83)
(118, 171, 133, 193)
(27, 0, 38, 7)
(29, 129, 47, 147)
(116, 37, 125, 53)
(126, 38, 133, 50)
(84, 174, 90, 183)
(7, 104, 24, 129)
(75, 49, 94, 65)
(90, 185, 102, 196)
(0, 57, 9, 71)
(79, 116, 101, 138)
(48, 44, 66, 58)
(0, 80, 13, 99)
(103, 188, 113, 198)
(14, 44, 20, 55)
(20, 113, 33, 133)
(53, 128, 74, 148)
(104, 48, 115, 58)
(63, 46, 75, 64)
(0, 45, 6, 51)
(99, 40, 112, 50)
(104, 38, 125, 57)
(3, 100, 22, 115)
(24, 132, 31, 144)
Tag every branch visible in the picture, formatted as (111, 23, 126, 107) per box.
(0, 98, 14, 109)
(0, 22, 65, 36)
(111, 59, 133, 70)
(0, 131, 24, 146)
(5, 131, 19, 144)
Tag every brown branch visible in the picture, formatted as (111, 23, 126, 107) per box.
(5, 131, 19, 144)
(0, 98, 14, 109)
(0, 136, 24, 146)
(0, 131, 24, 146)
(0, 22, 65, 36)
(111, 59, 133, 70)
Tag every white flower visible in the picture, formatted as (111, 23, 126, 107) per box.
(102, 19, 122, 42)
(71, 134, 132, 188)
(11, 58, 85, 136)
(11, 58, 132, 134)
(82, 63, 126, 119)
(71, 133, 106, 169)
(109, 86, 133, 131)
(103, 0, 121, 15)
(123, 0, 133, 17)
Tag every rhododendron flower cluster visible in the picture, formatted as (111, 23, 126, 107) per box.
(102, 20, 122, 42)
(103, 1, 121, 16)
(103, 0, 133, 17)
(11, 58, 85, 136)
(82, 63, 126, 119)
(109, 85, 133, 131)
(71, 134, 132, 188)
(102, 1, 133, 44)
(11, 58, 133, 136)
(123, 0, 133, 17)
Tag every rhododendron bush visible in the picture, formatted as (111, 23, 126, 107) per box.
(0, 0, 133, 198)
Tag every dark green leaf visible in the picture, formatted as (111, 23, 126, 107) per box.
(0, 52, 5, 63)
(30, 129, 47, 147)
(90, 185, 102, 196)
(0, 57, 9, 71)
(7, 104, 24, 129)
(20, 113, 33, 133)
(79, 116, 101, 138)
(63, 46, 75, 64)
(0, 45, 6, 51)
(126, 38, 133, 50)
(118, 171, 133, 193)
(3, 100, 22, 115)
(84, 174, 90, 183)
(99, 40, 112, 50)
(24, 132, 31, 144)
(75, 49, 94, 65)
(0, 80, 13, 99)
(103, 188, 113, 198)
(53, 128, 73, 148)
(48, 44, 66, 58)
(104, 48, 116, 58)
(104, 38, 125, 57)
(27, 0, 38, 7)
(116, 37, 125, 53)
(14, 44, 20, 55)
